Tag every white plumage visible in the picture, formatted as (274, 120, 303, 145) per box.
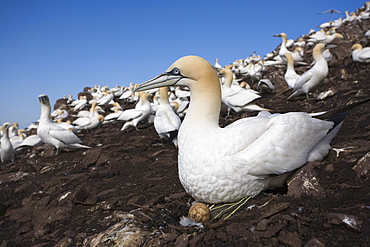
(219, 67, 268, 113)
(1, 122, 15, 163)
(283, 53, 300, 89)
(118, 92, 152, 131)
(134, 55, 347, 203)
(37, 94, 91, 153)
(351, 44, 370, 63)
(287, 43, 328, 100)
(154, 87, 182, 146)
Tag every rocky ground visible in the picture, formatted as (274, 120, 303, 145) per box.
(1, 12, 370, 247)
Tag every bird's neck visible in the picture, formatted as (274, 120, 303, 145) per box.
(184, 82, 221, 128)
(40, 105, 52, 123)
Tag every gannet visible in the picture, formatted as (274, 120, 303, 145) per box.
(16, 134, 43, 150)
(154, 87, 182, 146)
(351, 44, 370, 63)
(67, 94, 74, 104)
(1, 123, 15, 163)
(57, 118, 77, 133)
(133, 55, 360, 203)
(71, 95, 88, 111)
(365, 30, 370, 45)
(103, 107, 123, 124)
(170, 98, 189, 118)
(256, 79, 275, 94)
(284, 53, 300, 89)
(97, 90, 114, 106)
(307, 32, 343, 44)
(214, 58, 222, 69)
(287, 43, 328, 100)
(52, 109, 69, 121)
(10, 129, 26, 149)
(118, 92, 152, 131)
(274, 33, 303, 63)
(73, 102, 104, 131)
(8, 122, 19, 139)
(319, 9, 342, 14)
(219, 67, 268, 113)
(37, 94, 91, 153)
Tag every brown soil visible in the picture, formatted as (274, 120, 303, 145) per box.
(1, 13, 370, 247)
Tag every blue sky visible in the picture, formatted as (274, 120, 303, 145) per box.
(0, 0, 366, 128)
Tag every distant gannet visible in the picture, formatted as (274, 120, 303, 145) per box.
(16, 134, 43, 150)
(37, 94, 91, 153)
(273, 33, 304, 63)
(133, 55, 361, 203)
(284, 53, 300, 89)
(57, 118, 77, 133)
(307, 32, 343, 44)
(256, 79, 275, 94)
(319, 9, 342, 14)
(1, 123, 15, 163)
(10, 129, 26, 149)
(73, 102, 104, 131)
(154, 87, 182, 146)
(351, 44, 370, 63)
(287, 43, 328, 100)
(118, 92, 152, 131)
(219, 67, 268, 114)
(214, 58, 222, 69)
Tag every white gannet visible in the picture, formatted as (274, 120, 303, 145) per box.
(284, 53, 300, 89)
(118, 92, 152, 131)
(10, 129, 26, 149)
(154, 87, 182, 146)
(67, 94, 74, 104)
(214, 58, 222, 69)
(37, 94, 91, 153)
(133, 55, 360, 204)
(351, 44, 370, 63)
(71, 95, 88, 111)
(56, 118, 77, 133)
(365, 30, 370, 45)
(16, 134, 43, 150)
(103, 107, 123, 124)
(307, 32, 343, 44)
(97, 90, 114, 106)
(287, 43, 328, 100)
(7, 122, 19, 139)
(219, 67, 268, 114)
(256, 79, 275, 94)
(1, 123, 15, 163)
(72, 102, 104, 131)
(273, 33, 303, 63)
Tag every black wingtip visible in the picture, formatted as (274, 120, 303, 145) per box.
(313, 98, 370, 121)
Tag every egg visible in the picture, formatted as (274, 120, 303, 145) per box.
(188, 203, 211, 223)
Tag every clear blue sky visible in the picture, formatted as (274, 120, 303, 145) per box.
(0, 0, 366, 128)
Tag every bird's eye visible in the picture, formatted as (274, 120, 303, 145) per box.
(172, 68, 180, 75)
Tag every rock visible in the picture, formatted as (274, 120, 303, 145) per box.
(259, 202, 290, 219)
(327, 213, 362, 232)
(304, 237, 325, 247)
(287, 163, 325, 198)
(174, 233, 189, 247)
(73, 184, 97, 205)
(353, 151, 370, 178)
(278, 230, 302, 247)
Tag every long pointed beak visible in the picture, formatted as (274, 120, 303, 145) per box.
(134, 72, 183, 92)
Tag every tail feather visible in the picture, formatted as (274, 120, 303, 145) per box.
(313, 98, 370, 121)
